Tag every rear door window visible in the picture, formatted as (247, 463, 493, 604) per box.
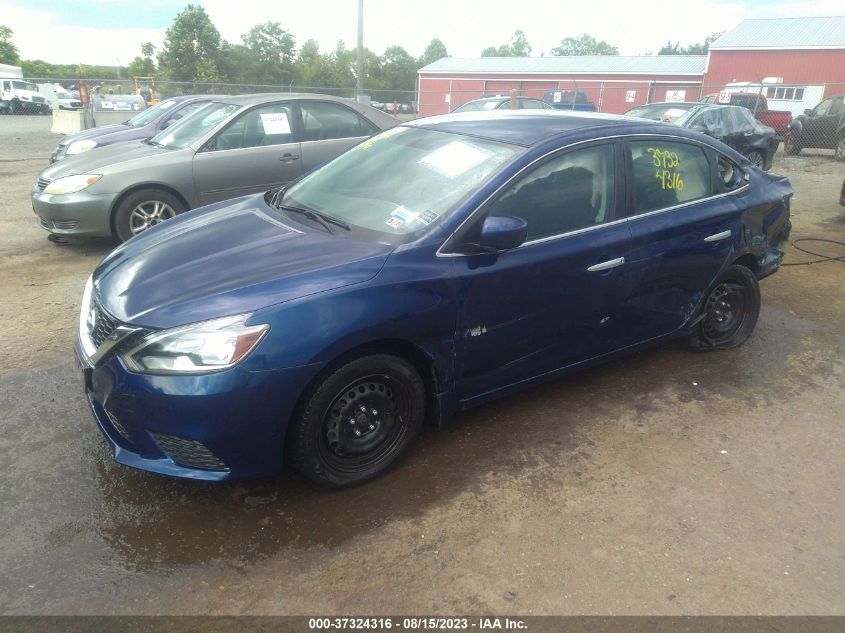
(628, 140, 712, 214)
(299, 101, 378, 141)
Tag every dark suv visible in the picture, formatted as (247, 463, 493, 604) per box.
(785, 94, 845, 160)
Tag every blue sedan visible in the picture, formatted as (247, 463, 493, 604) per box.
(77, 111, 793, 486)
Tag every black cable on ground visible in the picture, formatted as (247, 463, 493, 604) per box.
(782, 238, 845, 266)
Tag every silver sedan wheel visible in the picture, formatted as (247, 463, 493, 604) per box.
(129, 200, 178, 235)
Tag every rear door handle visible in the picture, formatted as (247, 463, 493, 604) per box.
(704, 230, 732, 243)
(279, 153, 299, 162)
(587, 257, 625, 272)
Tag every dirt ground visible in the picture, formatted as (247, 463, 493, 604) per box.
(0, 115, 843, 615)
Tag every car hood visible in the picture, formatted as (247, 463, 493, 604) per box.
(59, 123, 136, 145)
(93, 194, 394, 329)
(41, 140, 172, 179)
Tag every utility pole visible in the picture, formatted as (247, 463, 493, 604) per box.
(356, 0, 364, 98)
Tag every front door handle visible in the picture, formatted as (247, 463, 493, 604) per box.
(587, 257, 625, 272)
(704, 230, 732, 243)
(279, 153, 299, 162)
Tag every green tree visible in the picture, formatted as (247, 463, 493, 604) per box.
(127, 42, 156, 77)
(551, 33, 618, 56)
(157, 4, 223, 83)
(242, 21, 296, 84)
(481, 29, 532, 57)
(0, 25, 20, 65)
(658, 32, 724, 55)
(418, 38, 448, 67)
(379, 45, 416, 100)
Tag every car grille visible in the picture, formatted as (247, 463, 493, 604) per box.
(89, 294, 120, 349)
(36, 176, 51, 191)
(33, 95, 46, 104)
(150, 432, 230, 472)
(51, 220, 79, 230)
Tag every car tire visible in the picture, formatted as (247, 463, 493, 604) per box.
(784, 137, 801, 155)
(835, 136, 845, 162)
(113, 188, 185, 242)
(745, 150, 765, 168)
(689, 264, 761, 351)
(9, 99, 18, 115)
(291, 354, 426, 488)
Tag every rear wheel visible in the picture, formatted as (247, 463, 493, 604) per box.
(291, 354, 426, 488)
(745, 150, 765, 168)
(113, 188, 185, 242)
(835, 136, 845, 162)
(689, 264, 760, 351)
(9, 99, 19, 115)
(784, 136, 801, 155)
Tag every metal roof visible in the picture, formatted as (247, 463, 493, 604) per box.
(709, 16, 845, 50)
(418, 56, 707, 76)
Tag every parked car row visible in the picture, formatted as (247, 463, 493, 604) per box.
(34, 93, 399, 241)
(32, 97, 793, 486)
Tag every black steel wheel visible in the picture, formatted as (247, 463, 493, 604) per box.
(689, 264, 760, 351)
(292, 354, 426, 488)
(745, 150, 765, 168)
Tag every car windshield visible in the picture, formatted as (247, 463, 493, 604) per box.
(149, 101, 238, 149)
(280, 126, 520, 240)
(127, 98, 179, 127)
(454, 100, 502, 112)
(12, 81, 37, 92)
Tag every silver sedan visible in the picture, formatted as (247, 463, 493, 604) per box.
(32, 93, 399, 242)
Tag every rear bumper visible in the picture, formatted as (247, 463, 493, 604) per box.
(77, 337, 321, 481)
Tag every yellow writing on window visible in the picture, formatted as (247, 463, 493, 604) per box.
(647, 147, 683, 190)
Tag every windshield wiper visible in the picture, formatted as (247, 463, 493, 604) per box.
(143, 138, 165, 148)
(269, 186, 350, 233)
(279, 204, 350, 233)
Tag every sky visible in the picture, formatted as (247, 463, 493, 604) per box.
(2, 0, 845, 67)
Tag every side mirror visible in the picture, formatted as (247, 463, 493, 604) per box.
(477, 216, 528, 252)
(804, 108, 813, 116)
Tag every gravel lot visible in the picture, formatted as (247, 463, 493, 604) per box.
(0, 115, 843, 615)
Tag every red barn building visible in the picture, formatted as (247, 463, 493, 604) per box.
(417, 16, 845, 117)
(417, 56, 707, 117)
(703, 16, 845, 115)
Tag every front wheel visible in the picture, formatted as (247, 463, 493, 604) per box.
(113, 188, 185, 242)
(689, 264, 761, 351)
(291, 354, 426, 488)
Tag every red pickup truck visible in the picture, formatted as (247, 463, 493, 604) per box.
(702, 93, 792, 140)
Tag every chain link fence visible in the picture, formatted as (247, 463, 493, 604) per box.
(12, 76, 845, 159)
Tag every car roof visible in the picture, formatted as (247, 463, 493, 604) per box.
(407, 110, 671, 147)
(632, 101, 702, 108)
(203, 92, 399, 127)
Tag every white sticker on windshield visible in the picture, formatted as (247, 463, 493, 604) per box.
(418, 141, 489, 179)
(385, 205, 419, 229)
(260, 112, 291, 135)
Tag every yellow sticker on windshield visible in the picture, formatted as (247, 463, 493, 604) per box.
(358, 126, 404, 150)
(648, 147, 684, 191)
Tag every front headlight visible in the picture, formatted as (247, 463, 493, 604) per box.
(121, 315, 269, 374)
(43, 174, 102, 195)
(66, 139, 98, 155)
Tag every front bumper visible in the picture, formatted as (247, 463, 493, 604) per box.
(31, 187, 116, 237)
(76, 337, 321, 481)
